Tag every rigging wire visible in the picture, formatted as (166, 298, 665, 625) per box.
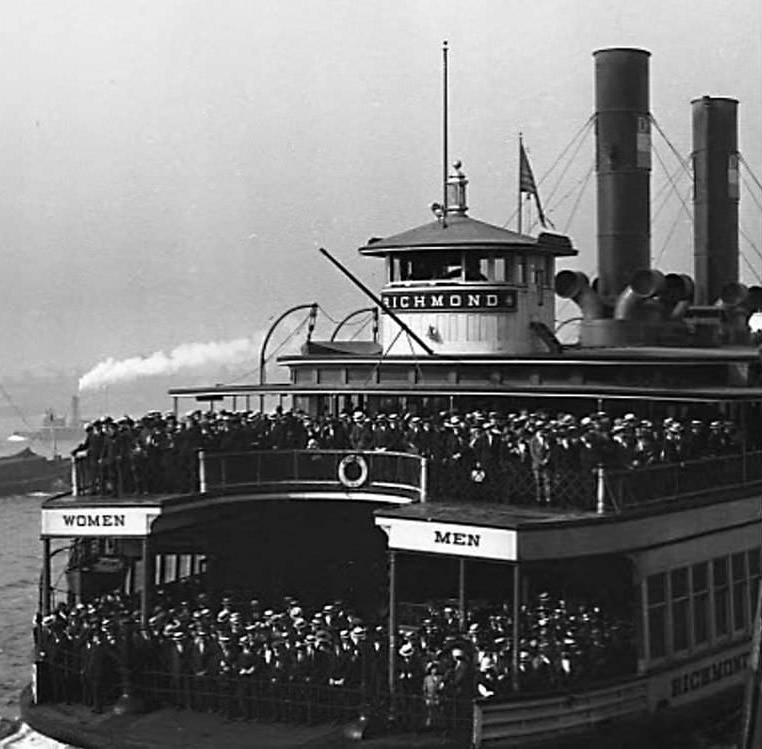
(349, 316, 373, 341)
(403, 329, 425, 383)
(225, 313, 310, 385)
(741, 174, 762, 215)
(362, 327, 405, 389)
(649, 115, 693, 179)
(561, 164, 595, 234)
(740, 226, 762, 268)
(317, 305, 373, 327)
(503, 115, 595, 229)
(0, 382, 33, 431)
(653, 186, 692, 267)
(651, 159, 691, 226)
(651, 143, 693, 225)
(739, 154, 762, 196)
(537, 114, 596, 188)
(542, 116, 596, 206)
(740, 252, 762, 285)
(540, 165, 596, 225)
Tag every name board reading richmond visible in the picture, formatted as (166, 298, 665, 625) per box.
(381, 289, 517, 312)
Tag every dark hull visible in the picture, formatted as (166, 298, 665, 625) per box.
(0, 450, 69, 496)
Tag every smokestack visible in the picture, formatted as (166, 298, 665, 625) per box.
(594, 48, 651, 300)
(692, 96, 739, 305)
(70, 395, 81, 427)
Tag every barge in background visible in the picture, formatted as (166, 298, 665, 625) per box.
(27, 48, 762, 747)
(0, 448, 69, 496)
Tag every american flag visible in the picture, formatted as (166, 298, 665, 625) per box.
(519, 141, 549, 229)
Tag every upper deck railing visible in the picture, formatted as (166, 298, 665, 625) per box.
(604, 449, 762, 511)
(70, 447, 762, 514)
(199, 449, 426, 502)
(71, 449, 427, 503)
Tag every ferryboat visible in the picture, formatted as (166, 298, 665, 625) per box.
(27, 48, 762, 748)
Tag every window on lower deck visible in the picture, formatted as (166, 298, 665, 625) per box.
(647, 573, 667, 659)
(691, 562, 709, 646)
(749, 548, 761, 615)
(671, 568, 690, 652)
(713, 556, 730, 638)
(732, 552, 749, 631)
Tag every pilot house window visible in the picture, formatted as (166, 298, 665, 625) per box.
(396, 252, 463, 282)
(389, 252, 532, 285)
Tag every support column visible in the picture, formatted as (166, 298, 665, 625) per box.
(41, 538, 51, 616)
(157, 554, 166, 587)
(140, 537, 154, 628)
(512, 563, 520, 693)
(388, 551, 398, 709)
(458, 558, 466, 628)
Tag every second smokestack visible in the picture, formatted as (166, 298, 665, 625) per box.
(692, 96, 739, 305)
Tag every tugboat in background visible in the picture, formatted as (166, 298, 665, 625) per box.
(11, 395, 86, 446)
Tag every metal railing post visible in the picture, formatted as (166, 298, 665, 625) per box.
(420, 457, 428, 502)
(198, 451, 206, 493)
(596, 465, 606, 514)
(71, 457, 78, 497)
(41, 538, 51, 616)
(387, 550, 397, 719)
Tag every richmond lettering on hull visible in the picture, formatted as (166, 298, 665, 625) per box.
(670, 652, 749, 698)
(381, 289, 517, 312)
(434, 530, 481, 547)
(62, 514, 126, 528)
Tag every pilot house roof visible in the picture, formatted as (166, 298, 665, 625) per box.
(358, 213, 577, 257)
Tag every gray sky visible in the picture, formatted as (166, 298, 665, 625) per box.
(2, 0, 760, 378)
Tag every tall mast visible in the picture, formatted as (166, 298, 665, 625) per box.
(517, 132, 523, 234)
(442, 40, 449, 226)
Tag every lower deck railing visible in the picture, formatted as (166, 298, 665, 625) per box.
(34, 651, 472, 736)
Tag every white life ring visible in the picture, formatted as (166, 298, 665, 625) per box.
(337, 454, 369, 488)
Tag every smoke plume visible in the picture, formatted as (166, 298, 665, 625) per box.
(78, 337, 260, 391)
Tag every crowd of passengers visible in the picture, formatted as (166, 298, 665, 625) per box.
(36, 586, 633, 728)
(72, 407, 745, 500)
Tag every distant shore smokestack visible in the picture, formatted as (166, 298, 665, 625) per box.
(70, 395, 81, 427)
(594, 47, 651, 300)
(692, 96, 739, 304)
